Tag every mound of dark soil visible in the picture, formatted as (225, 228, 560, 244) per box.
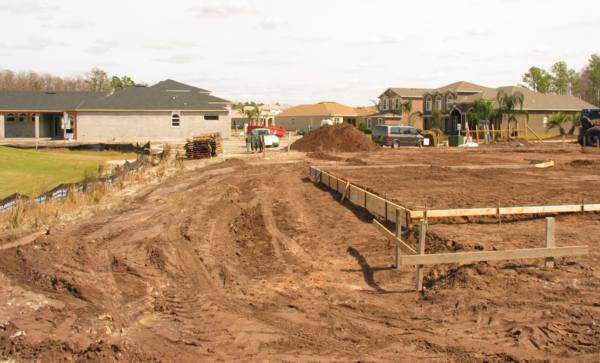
(291, 124, 379, 152)
(570, 159, 598, 167)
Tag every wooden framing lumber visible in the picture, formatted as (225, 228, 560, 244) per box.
(527, 125, 544, 142)
(398, 245, 588, 266)
(309, 166, 598, 228)
(584, 204, 600, 212)
(340, 181, 350, 202)
(545, 217, 555, 268)
(372, 219, 416, 254)
(416, 221, 427, 291)
(535, 160, 555, 168)
(409, 204, 600, 219)
(395, 209, 402, 269)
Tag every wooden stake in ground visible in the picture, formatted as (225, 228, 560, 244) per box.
(395, 208, 401, 270)
(416, 220, 427, 291)
(545, 217, 555, 268)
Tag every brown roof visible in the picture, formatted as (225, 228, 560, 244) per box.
(354, 105, 378, 116)
(387, 88, 432, 98)
(455, 86, 596, 111)
(431, 81, 490, 94)
(277, 102, 359, 117)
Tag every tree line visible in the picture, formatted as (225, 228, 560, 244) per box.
(521, 54, 600, 106)
(0, 67, 137, 92)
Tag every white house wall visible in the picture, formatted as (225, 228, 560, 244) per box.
(76, 111, 231, 141)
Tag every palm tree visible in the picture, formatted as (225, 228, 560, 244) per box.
(243, 105, 260, 126)
(546, 112, 571, 135)
(468, 99, 496, 126)
(408, 111, 423, 128)
(429, 109, 443, 130)
(497, 90, 525, 138)
(567, 112, 581, 135)
(400, 99, 413, 125)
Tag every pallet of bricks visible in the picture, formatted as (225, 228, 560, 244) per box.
(184, 133, 223, 160)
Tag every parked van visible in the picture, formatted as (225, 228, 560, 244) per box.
(372, 125, 424, 147)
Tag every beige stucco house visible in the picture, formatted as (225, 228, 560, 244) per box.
(230, 103, 288, 128)
(421, 81, 596, 135)
(275, 102, 360, 131)
(0, 80, 231, 141)
(364, 88, 431, 130)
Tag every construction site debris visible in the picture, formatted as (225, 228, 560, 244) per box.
(184, 133, 223, 160)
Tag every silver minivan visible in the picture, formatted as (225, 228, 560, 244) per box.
(372, 125, 424, 147)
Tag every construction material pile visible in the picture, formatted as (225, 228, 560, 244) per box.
(291, 123, 379, 152)
(184, 133, 223, 159)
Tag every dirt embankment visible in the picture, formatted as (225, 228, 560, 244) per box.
(0, 150, 599, 362)
(291, 123, 379, 152)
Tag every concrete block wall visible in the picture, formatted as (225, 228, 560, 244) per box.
(76, 110, 231, 141)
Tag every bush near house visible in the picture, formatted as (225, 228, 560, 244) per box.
(357, 123, 372, 134)
(0, 146, 136, 199)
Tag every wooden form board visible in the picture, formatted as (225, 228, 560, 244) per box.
(310, 166, 598, 225)
(311, 167, 410, 228)
(372, 219, 416, 254)
(409, 204, 600, 219)
(399, 245, 589, 266)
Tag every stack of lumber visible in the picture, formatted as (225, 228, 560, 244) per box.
(184, 133, 223, 160)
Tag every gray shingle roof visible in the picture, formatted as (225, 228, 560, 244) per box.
(0, 91, 105, 112)
(0, 80, 231, 112)
(78, 84, 230, 111)
(150, 79, 210, 94)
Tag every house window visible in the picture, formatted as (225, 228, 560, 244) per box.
(425, 96, 432, 112)
(434, 95, 442, 110)
(171, 113, 180, 127)
(6, 113, 15, 122)
(204, 115, 219, 120)
(19, 113, 27, 122)
(446, 94, 454, 111)
(383, 99, 388, 110)
(367, 118, 372, 129)
(377, 118, 384, 125)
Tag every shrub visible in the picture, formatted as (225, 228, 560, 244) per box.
(357, 123, 372, 134)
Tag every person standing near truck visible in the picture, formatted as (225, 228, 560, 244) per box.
(246, 133, 253, 153)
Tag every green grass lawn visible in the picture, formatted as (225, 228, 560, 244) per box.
(0, 146, 137, 199)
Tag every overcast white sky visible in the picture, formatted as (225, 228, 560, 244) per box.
(0, 0, 598, 105)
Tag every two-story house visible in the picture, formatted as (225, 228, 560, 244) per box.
(421, 81, 489, 132)
(422, 81, 595, 135)
(363, 88, 431, 130)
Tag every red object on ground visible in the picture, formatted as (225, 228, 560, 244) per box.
(246, 125, 286, 137)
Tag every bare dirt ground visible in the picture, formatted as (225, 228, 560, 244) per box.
(0, 146, 599, 362)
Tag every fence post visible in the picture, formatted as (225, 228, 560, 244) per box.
(395, 208, 401, 270)
(416, 220, 427, 291)
(545, 217, 555, 268)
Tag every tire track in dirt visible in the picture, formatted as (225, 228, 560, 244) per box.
(1, 157, 598, 362)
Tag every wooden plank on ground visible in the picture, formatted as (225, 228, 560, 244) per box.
(399, 246, 588, 266)
(535, 160, 555, 168)
(372, 219, 417, 254)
